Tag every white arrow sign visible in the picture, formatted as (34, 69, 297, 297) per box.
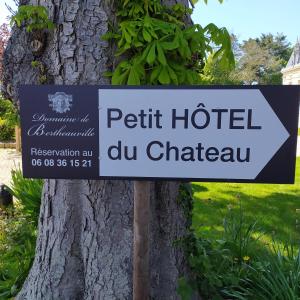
(98, 89, 289, 180)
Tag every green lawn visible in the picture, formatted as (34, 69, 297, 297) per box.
(192, 157, 300, 248)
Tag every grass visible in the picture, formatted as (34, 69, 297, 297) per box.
(192, 157, 300, 249)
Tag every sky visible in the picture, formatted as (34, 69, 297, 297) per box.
(0, 0, 16, 24)
(192, 0, 300, 45)
(0, 0, 299, 46)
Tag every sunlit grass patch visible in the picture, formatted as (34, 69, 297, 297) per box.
(192, 157, 300, 248)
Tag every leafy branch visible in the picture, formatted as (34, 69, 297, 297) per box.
(11, 5, 54, 32)
(103, 0, 234, 85)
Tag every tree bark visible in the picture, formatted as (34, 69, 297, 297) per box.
(3, 0, 193, 299)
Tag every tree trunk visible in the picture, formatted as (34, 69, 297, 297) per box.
(3, 0, 193, 299)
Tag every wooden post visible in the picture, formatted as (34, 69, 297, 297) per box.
(133, 181, 151, 300)
(15, 126, 21, 152)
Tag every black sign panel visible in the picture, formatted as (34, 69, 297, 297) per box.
(19, 85, 300, 183)
(20, 86, 99, 179)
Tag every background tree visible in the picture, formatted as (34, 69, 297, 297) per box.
(0, 23, 16, 144)
(233, 33, 292, 84)
(257, 33, 292, 63)
(201, 34, 240, 84)
(0, 23, 10, 81)
(203, 33, 292, 85)
(3, 0, 233, 299)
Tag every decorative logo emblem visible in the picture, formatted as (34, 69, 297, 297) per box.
(48, 92, 73, 114)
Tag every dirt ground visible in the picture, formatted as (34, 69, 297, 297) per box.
(0, 149, 22, 186)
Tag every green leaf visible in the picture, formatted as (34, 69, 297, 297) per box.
(167, 66, 178, 85)
(143, 28, 152, 42)
(157, 43, 167, 65)
(150, 66, 162, 83)
(128, 67, 140, 85)
(133, 41, 144, 48)
(31, 61, 39, 68)
(177, 277, 194, 300)
(158, 66, 170, 84)
(161, 39, 179, 51)
(103, 71, 113, 77)
(101, 32, 117, 41)
(113, 71, 129, 85)
(147, 43, 156, 65)
(141, 43, 152, 61)
(124, 30, 132, 43)
(112, 64, 129, 85)
(46, 21, 55, 30)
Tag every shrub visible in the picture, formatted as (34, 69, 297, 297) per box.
(178, 198, 265, 300)
(179, 230, 257, 299)
(0, 212, 36, 299)
(0, 97, 18, 141)
(224, 245, 300, 299)
(0, 119, 15, 141)
(179, 196, 300, 300)
(9, 168, 43, 225)
(0, 169, 43, 298)
(222, 202, 264, 265)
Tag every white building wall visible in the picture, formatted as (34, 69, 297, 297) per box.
(281, 63, 300, 127)
(282, 65, 300, 85)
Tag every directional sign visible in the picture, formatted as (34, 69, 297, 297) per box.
(19, 86, 300, 183)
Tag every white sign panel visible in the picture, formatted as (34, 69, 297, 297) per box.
(98, 89, 290, 180)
